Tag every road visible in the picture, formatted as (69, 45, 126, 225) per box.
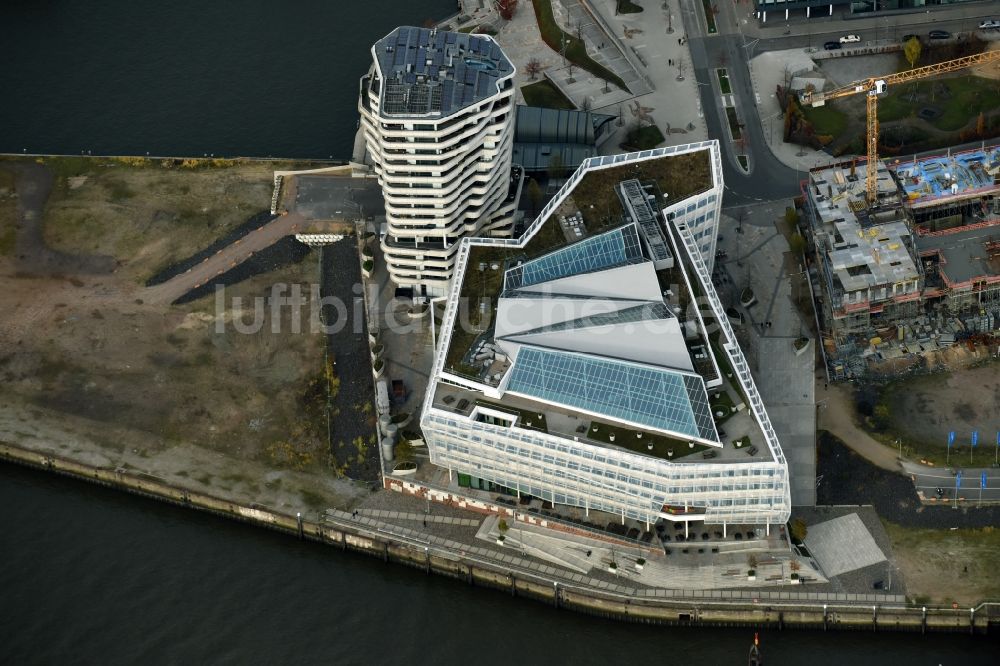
(680, 2, 801, 207)
(679, 1, 999, 208)
(903, 460, 1000, 504)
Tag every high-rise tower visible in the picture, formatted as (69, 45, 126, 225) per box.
(359, 26, 520, 296)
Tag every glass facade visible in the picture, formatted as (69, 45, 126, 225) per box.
(504, 224, 645, 291)
(506, 346, 718, 442)
(424, 412, 789, 524)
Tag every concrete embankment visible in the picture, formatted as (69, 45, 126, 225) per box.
(2, 442, 997, 635)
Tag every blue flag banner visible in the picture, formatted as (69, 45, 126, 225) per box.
(956, 470, 963, 488)
(972, 431, 979, 447)
(948, 431, 955, 447)
(982, 472, 988, 490)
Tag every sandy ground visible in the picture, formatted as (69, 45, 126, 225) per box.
(0, 156, 368, 516)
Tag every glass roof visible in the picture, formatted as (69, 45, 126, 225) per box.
(504, 224, 645, 291)
(505, 302, 673, 338)
(506, 346, 717, 442)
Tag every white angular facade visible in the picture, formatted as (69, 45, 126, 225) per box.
(359, 26, 520, 296)
(421, 143, 791, 529)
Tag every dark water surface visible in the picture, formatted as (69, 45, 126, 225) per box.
(1, 463, 998, 665)
(0, 0, 454, 159)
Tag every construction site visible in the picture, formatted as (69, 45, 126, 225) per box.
(796, 48, 1000, 380)
(804, 145, 1000, 379)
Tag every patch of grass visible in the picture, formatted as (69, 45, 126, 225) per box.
(725, 106, 742, 140)
(300, 488, 326, 510)
(716, 68, 731, 95)
(0, 211, 15, 256)
(884, 522, 1000, 604)
(622, 125, 665, 150)
(530, 0, 628, 91)
(700, 0, 717, 33)
(801, 103, 848, 137)
(521, 79, 575, 110)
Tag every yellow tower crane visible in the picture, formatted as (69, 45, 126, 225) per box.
(801, 48, 1000, 206)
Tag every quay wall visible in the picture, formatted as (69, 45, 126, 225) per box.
(2, 442, 997, 635)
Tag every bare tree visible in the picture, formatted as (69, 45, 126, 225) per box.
(524, 58, 542, 81)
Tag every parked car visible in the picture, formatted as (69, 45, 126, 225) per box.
(823, 41, 841, 51)
(978, 19, 1000, 30)
(839, 34, 861, 44)
(928, 30, 951, 40)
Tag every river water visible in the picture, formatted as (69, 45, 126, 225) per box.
(2, 1, 999, 662)
(2, 463, 997, 664)
(0, 0, 457, 159)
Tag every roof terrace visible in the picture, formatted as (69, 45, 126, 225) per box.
(443, 149, 713, 378)
(431, 382, 772, 465)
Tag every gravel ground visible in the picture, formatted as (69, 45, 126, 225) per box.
(322, 238, 379, 483)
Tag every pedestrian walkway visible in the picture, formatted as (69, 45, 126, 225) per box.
(359, 508, 481, 527)
(143, 211, 306, 305)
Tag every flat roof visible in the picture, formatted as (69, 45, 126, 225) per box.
(373, 26, 513, 117)
(808, 161, 920, 292)
(917, 224, 1000, 285)
(890, 146, 1000, 208)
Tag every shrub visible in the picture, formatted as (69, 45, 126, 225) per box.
(790, 518, 808, 543)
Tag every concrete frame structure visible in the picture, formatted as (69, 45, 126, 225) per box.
(421, 143, 791, 530)
(805, 147, 1000, 342)
(359, 26, 521, 296)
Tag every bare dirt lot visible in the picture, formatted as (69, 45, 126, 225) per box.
(0, 156, 368, 514)
(873, 361, 1000, 466)
(885, 522, 1000, 606)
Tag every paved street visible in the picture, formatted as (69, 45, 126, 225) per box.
(903, 461, 1000, 505)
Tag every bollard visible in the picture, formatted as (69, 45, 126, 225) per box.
(296, 512, 303, 539)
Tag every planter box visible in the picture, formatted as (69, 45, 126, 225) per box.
(496, 537, 506, 546)
(634, 563, 644, 572)
(793, 338, 812, 356)
(372, 363, 385, 379)
(747, 575, 756, 581)
(392, 462, 417, 476)
(608, 565, 618, 574)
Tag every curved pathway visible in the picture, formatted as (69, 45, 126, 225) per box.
(3, 161, 115, 274)
(817, 382, 900, 472)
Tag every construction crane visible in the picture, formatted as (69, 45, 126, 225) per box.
(801, 49, 1000, 206)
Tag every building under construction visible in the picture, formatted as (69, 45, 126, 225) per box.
(804, 145, 1000, 375)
